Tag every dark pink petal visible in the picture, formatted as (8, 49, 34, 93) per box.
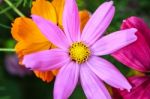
(81, 1, 115, 46)
(87, 56, 132, 91)
(22, 49, 70, 71)
(122, 17, 150, 45)
(112, 76, 150, 99)
(92, 28, 137, 56)
(32, 15, 69, 50)
(54, 62, 79, 99)
(63, 0, 80, 42)
(112, 16, 150, 72)
(80, 64, 111, 99)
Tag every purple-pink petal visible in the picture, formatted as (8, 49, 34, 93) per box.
(81, 1, 115, 46)
(22, 49, 69, 71)
(91, 28, 137, 56)
(32, 15, 69, 50)
(112, 16, 150, 72)
(63, 0, 80, 43)
(80, 64, 111, 99)
(87, 56, 132, 91)
(54, 62, 79, 99)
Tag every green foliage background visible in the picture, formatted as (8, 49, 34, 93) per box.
(0, 0, 150, 99)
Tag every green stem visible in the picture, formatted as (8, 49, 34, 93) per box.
(4, 0, 25, 17)
(0, 7, 14, 20)
(4, 11, 14, 20)
(0, 23, 10, 29)
(0, 48, 15, 52)
(0, 0, 23, 14)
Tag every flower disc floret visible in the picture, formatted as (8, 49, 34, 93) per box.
(69, 42, 90, 64)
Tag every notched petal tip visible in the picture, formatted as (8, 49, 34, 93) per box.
(104, 0, 113, 6)
(103, 0, 114, 9)
(120, 84, 132, 92)
(22, 55, 33, 69)
(22, 54, 41, 70)
(127, 86, 132, 92)
(130, 28, 138, 41)
(130, 28, 138, 33)
(107, 0, 114, 5)
(120, 83, 132, 93)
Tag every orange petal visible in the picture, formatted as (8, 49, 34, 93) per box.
(15, 41, 55, 64)
(32, 0, 57, 24)
(79, 10, 91, 32)
(11, 17, 54, 63)
(11, 17, 48, 43)
(12, 1, 59, 82)
(52, 0, 65, 26)
(34, 71, 54, 83)
(16, 41, 55, 83)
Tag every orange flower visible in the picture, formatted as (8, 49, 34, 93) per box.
(11, 0, 90, 82)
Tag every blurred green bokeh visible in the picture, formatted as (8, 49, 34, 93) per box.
(0, 0, 150, 99)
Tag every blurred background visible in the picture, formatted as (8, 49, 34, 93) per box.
(0, 0, 150, 99)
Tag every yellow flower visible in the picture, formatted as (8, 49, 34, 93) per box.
(11, 0, 90, 82)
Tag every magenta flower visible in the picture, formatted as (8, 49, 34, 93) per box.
(113, 76, 150, 99)
(111, 16, 150, 99)
(112, 16, 150, 72)
(23, 0, 137, 98)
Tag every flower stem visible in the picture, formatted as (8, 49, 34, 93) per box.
(4, 0, 25, 17)
(0, 23, 10, 29)
(0, 48, 15, 52)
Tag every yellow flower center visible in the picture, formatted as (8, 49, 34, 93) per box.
(69, 42, 90, 64)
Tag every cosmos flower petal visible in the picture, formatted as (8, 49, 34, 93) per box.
(80, 64, 111, 99)
(32, 15, 69, 50)
(121, 16, 150, 42)
(112, 17, 150, 72)
(81, 1, 115, 45)
(52, 0, 65, 26)
(87, 56, 132, 91)
(31, 0, 57, 23)
(113, 76, 150, 99)
(54, 62, 79, 99)
(79, 10, 91, 32)
(92, 28, 137, 56)
(22, 49, 70, 71)
(63, 0, 80, 43)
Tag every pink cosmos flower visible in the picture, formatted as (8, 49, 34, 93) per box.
(112, 16, 150, 72)
(22, 0, 137, 99)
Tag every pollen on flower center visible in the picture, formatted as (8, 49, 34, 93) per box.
(69, 42, 90, 64)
